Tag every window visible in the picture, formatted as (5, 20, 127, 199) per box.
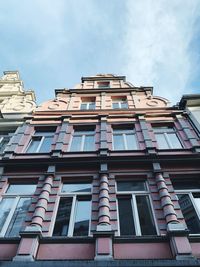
(97, 81, 110, 89)
(0, 132, 13, 154)
(153, 126, 182, 149)
(70, 129, 95, 151)
(173, 180, 200, 234)
(112, 98, 128, 109)
(80, 99, 95, 110)
(0, 184, 36, 237)
(53, 182, 91, 237)
(117, 181, 157, 236)
(113, 128, 138, 150)
(26, 130, 54, 153)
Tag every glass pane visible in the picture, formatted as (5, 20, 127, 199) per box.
(153, 127, 172, 133)
(53, 198, 72, 236)
(168, 133, 182, 149)
(26, 137, 41, 153)
(62, 183, 91, 193)
(136, 195, 156, 235)
(6, 198, 31, 237)
(177, 194, 200, 234)
(113, 134, 125, 150)
(84, 135, 95, 151)
(112, 103, 119, 109)
(0, 198, 14, 231)
(117, 181, 146, 191)
(155, 133, 169, 149)
(126, 134, 137, 149)
(0, 136, 10, 153)
(121, 102, 128, 109)
(193, 193, 200, 217)
(7, 184, 37, 194)
(39, 136, 53, 152)
(173, 180, 200, 190)
(80, 104, 87, 110)
(88, 103, 95, 110)
(70, 136, 82, 151)
(118, 198, 135, 235)
(73, 200, 91, 236)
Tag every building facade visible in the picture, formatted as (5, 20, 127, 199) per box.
(0, 73, 200, 266)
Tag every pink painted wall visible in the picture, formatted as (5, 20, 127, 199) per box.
(37, 243, 95, 260)
(0, 244, 18, 260)
(114, 243, 172, 259)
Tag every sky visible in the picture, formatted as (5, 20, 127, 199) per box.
(0, 0, 200, 105)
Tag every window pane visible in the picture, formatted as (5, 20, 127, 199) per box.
(88, 103, 95, 110)
(168, 133, 182, 149)
(136, 195, 156, 235)
(84, 135, 95, 151)
(0, 198, 14, 231)
(113, 134, 124, 150)
(173, 180, 200, 190)
(0, 136, 10, 153)
(6, 198, 31, 237)
(26, 137, 41, 153)
(39, 136, 53, 152)
(177, 194, 200, 234)
(53, 198, 72, 236)
(7, 184, 37, 194)
(117, 181, 146, 191)
(126, 134, 137, 149)
(155, 133, 169, 149)
(62, 183, 91, 193)
(118, 198, 135, 235)
(112, 103, 119, 109)
(153, 127, 172, 133)
(80, 103, 87, 110)
(121, 102, 128, 109)
(73, 200, 91, 236)
(70, 136, 82, 151)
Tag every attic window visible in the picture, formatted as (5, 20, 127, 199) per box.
(97, 81, 110, 89)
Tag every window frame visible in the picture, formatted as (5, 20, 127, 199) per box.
(152, 125, 183, 149)
(26, 130, 55, 153)
(112, 127, 138, 150)
(112, 98, 128, 109)
(53, 182, 92, 237)
(0, 184, 36, 237)
(80, 101, 96, 110)
(0, 132, 14, 154)
(116, 180, 158, 236)
(69, 128, 96, 152)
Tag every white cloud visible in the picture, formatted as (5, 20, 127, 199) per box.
(122, 0, 200, 103)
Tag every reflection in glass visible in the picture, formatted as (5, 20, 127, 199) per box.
(126, 134, 137, 149)
(168, 133, 182, 149)
(53, 198, 72, 236)
(117, 181, 146, 192)
(73, 200, 91, 236)
(154, 134, 168, 149)
(0, 136, 10, 154)
(113, 134, 124, 150)
(26, 137, 41, 153)
(7, 184, 37, 194)
(6, 198, 31, 237)
(0, 198, 14, 231)
(62, 183, 91, 193)
(178, 194, 200, 234)
(70, 136, 82, 151)
(39, 136, 53, 152)
(84, 135, 95, 151)
(118, 198, 135, 235)
(113, 129, 137, 150)
(136, 195, 156, 235)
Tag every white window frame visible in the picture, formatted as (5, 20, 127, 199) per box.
(0, 132, 13, 153)
(80, 102, 95, 110)
(54, 182, 92, 237)
(0, 184, 36, 237)
(175, 188, 200, 235)
(153, 126, 182, 149)
(26, 131, 54, 153)
(112, 99, 128, 109)
(112, 128, 138, 150)
(69, 130, 95, 151)
(116, 181, 158, 236)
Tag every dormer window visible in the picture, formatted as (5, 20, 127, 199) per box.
(112, 98, 128, 109)
(80, 98, 95, 110)
(97, 81, 110, 89)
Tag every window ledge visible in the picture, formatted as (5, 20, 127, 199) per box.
(114, 236, 168, 243)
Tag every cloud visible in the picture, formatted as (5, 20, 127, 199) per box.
(122, 0, 200, 104)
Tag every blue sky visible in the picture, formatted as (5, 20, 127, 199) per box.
(0, 0, 200, 105)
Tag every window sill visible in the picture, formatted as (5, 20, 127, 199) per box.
(40, 236, 95, 244)
(114, 236, 168, 243)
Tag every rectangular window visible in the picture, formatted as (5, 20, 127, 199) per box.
(26, 130, 54, 153)
(0, 184, 36, 237)
(0, 132, 14, 154)
(70, 130, 95, 151)
(53, 182, 91, 237)
(112, 98, 128, 109)
(97, 82, 110, 89)
(113, 128, 138, 150)
(117, 181, 157, 236)
(80, 99, 95, 110)
(153, 126, 182, 149)
(173, 180, 200, 234)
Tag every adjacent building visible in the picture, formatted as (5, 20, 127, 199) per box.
(0, 72, 200, 266)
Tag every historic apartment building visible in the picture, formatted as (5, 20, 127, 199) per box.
(0, 72, 200, 266)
